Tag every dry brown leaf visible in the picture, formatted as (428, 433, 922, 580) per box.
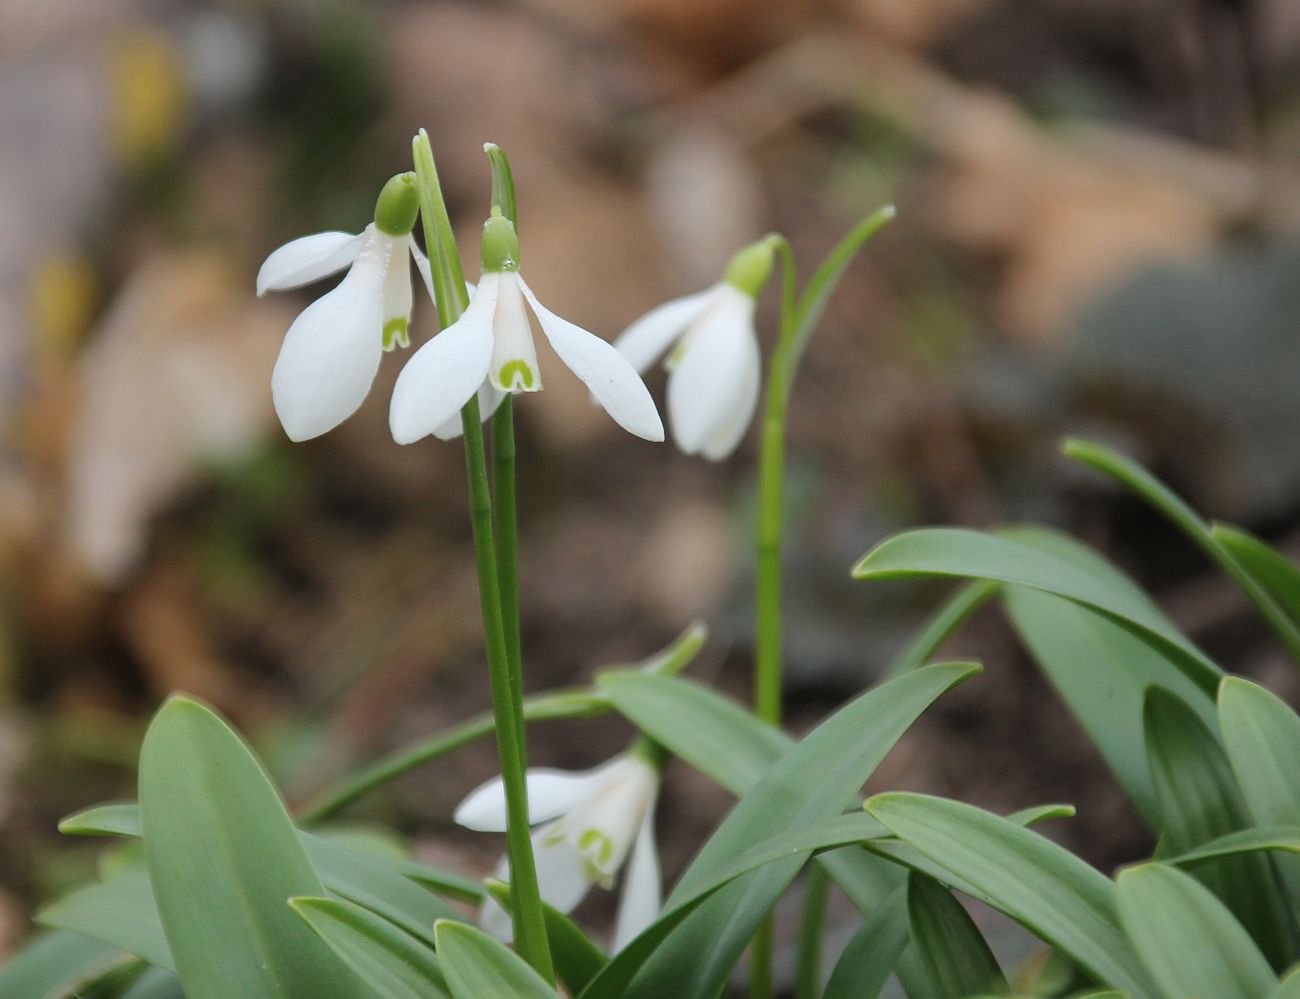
(64, 249, 288, 583)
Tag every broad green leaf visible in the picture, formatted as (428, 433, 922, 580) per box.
(60, 800, 468, 944)
(597, 670, 789, 796)
(1062, 438, 1300, 662)
(865, 792, 1154, 996)
(1004, 580, 1216, 827)
(1219, 676, 1300, 928)
(1117, 863, 1276, 999)
(1143, 688, 1293, 967)
(36, 870, 173, 970)
(291, 896, 448, 999)
(0, 930, 132, 999)
(854, 527, 1221, 692)
(823, 887, 908, 999)
(1212, 525, 1300, 625)
(585, 662, 979, 999)
(906, 871, 1007, 997)
(485, 879, 606, 996)
(138, 696, 361, 999)
(1219, 677, 1300, 828)
(433, 919, 558, 998)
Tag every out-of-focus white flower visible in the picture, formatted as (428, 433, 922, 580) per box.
(258, 172, 428, 442)
(455, 750, 662, 951)
(615, 240, 775, 460)
(389, 211, 664, 445)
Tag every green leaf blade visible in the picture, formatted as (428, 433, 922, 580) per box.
(138, 696, 361, 999)
(433, 919, 558, 999)
(291, 896, 448, 999)
(1117, 863, 1277, 999)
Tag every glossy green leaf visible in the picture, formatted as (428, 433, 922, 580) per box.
(597, 670, 789, 796)
(138, 695, 361, 999)
(823, 887, 908, 999)
(36, 870, 173, 970)
(434, 919, 558, 998)
(0, 930, 132, 999)
(584, 663, 978, 999)
(485, 879, 606, 995)
(854, 527, 1221, 692)
(1002, 532, 1218, 827)
(906, 871, 1007, 997)
(865, 792, 1154, 995)
(58, 802, 142, 838)
(1219, 677, 1300, 828)
(1143, 688, 1293, 967)
(1117, 863, 1276, 999)
(291, 896, 448, 999)
(1062, 438, 1300, 661)
(887, 579, 1000, 676)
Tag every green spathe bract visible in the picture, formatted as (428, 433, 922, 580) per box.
(138, 695, 362, 999)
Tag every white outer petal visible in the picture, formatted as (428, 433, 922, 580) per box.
(432, 381, 504, 441)
(518, 277, 665, 442)
(453, 759, 627, 832)
(388, 274, 499, 445)
(666, 285, 756, 455)
(270, 247, 385, 441)
(380, 233, 413, 348)
(612, 804, 661, 952)
(700, 324, 760, 461)
(256, 230, 363, 296)
(614, 288, 714, 373)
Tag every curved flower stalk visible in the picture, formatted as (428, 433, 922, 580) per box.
(389, 209, 664, 445)
(257, 172, 428, 442)
(615, 238, 775, 460)
(455, 743, 665, 951)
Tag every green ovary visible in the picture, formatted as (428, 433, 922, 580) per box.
(578, 828, 615, 886)
(382, 317, 409, 351)
(499, 359, 535, 389)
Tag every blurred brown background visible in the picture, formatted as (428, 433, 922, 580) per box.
(3, 0, 1300, 986)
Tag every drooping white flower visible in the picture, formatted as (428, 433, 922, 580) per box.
(258, 172, 429, 442)
(614, 239, 775, 460)
(389, 211, 664, 445)
(455, 750, 662, 951)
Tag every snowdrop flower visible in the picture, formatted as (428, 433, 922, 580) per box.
(615, 239, 775, 460)
(389, 210, 664, 444)
(455, 746, 664, 951)
(258, 172, 429, 442)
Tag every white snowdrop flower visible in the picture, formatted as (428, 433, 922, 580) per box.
(455, 747, 664, 952)
(389, 210, 664, 445)
(615, 239, 776, 460)
(258, 172, 430, 442)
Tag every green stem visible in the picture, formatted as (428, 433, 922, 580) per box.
(751, 209, 894, 997)
(494, 397, 524, 708)
(794, 865, 830, 999)
(412, 131, 553, 982)
(295, 688, 606, 825)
